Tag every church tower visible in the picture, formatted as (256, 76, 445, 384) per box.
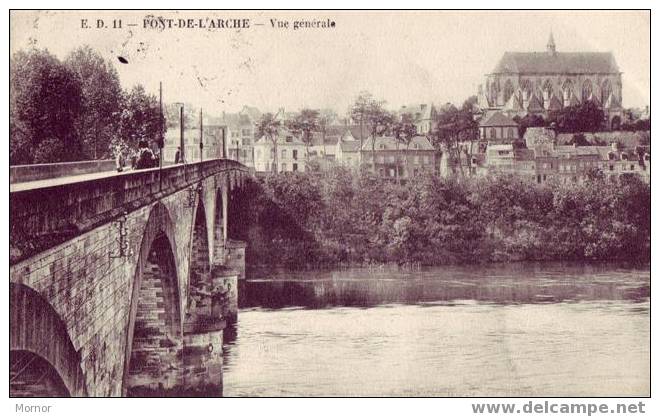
(547, 31, 557, 55)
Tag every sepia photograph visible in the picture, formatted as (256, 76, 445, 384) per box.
(6, 6, 651, 409)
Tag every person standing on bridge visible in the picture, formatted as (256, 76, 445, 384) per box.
(135, 140, 157, 169)
(114, 145, 125, 173)
(175, 147, 182, 164)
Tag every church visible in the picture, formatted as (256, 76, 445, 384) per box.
(477, 33, 624, 130)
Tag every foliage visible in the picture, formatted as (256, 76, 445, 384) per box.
(554, 101, 605, 133)
(391, 112, 419, 181)
(229, 169, 650, 268)
(512, 114, 546, 137)
(10, 49, 84, 164)
(10, 46, 166, 165)
(64, 45, 123, 159)
(255, 113, 282, 172)
(286, 108, 320, 148)
(621, 119, 650, 132)
(164, 103, 197, 129)
(348, 91, 373, 145)
(117, 85, 164, 149)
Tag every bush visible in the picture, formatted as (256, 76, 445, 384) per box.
(228, 169, 650, 268)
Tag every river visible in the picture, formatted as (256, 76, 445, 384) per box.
(222, 262, 650, 397)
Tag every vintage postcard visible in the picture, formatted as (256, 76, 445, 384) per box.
(8, 8, 650, 408)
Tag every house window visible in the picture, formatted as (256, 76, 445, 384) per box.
(507, 128, 514, 138)
(490, 128, 497, 138)
(282, 149, 287, 159)
(292, 150, 298, 160)
(630, 164, 635, 171)
(286, 136, 293, 143)
(281, 163, 287, 171)
(389, 168, 395, 177)
(609, 165, 614, 171)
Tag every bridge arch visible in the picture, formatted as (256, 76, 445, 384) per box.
(213, 183, 228, 265)
(123, 202, 183, 396)
(10, 283, 86, 397)
(185, 192, 214, 326)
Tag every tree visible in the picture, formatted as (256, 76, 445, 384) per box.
(118, 85, 164, 150)
(255, 113, 282, 173)
(432, 102, 477, 176)
(286, 108, 320, 166)
(391, 112, 418, 182)
(64, 45, 123, 159)
(318, 108, 337, 157)
(10, 49, 83, 165)
(556, 101, 605, 133)
(365, 101, 394, 172)
(164, 103, 197, 129)
(568, 133, 589, 146)
(349, 91, 373, 150)
(512, 114, 546, 137)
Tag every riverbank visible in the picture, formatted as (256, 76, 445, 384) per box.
(228, 168, 650, 268)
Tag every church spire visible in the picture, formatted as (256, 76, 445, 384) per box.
(547, 31, 556, 55)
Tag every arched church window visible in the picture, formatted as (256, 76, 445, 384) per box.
(601, 79, 612, 104)
(562, 79, 574, 105)
(543, 79, 554, 98)
(503, 80, 514, 103)
(490, 79, 500, 98)
(582, 79, 593, 102)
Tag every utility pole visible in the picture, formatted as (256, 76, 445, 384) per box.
(199, 108, 204, 163)
(159, 82, 164, 190)
(179, 104, 185, 163)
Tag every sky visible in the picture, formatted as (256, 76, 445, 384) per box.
(10, 10, 650, 118)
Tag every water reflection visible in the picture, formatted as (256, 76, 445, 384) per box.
(223, 262, 649, 397)
(239, 262, 649, 308)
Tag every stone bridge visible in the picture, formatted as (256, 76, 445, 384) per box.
(9, 159, 249, 397)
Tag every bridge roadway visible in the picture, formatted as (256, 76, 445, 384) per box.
(10, 158, 249, 397)
(11, 166, 140, 192)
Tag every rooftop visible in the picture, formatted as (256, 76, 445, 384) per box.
(479, 111, 518, 127)
(491, 51, 620, 75)
(361, 136, 435, 151)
